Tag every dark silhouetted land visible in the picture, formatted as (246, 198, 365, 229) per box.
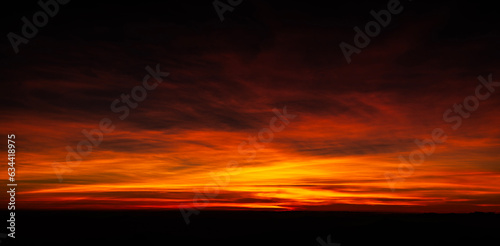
(3, 210, 499, 245)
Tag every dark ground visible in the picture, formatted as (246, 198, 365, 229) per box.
(1, 210, 499, 245)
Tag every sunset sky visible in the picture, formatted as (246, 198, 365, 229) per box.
(1, 0, 500, 213)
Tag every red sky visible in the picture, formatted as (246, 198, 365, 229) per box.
(1, 0, 500, 213)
